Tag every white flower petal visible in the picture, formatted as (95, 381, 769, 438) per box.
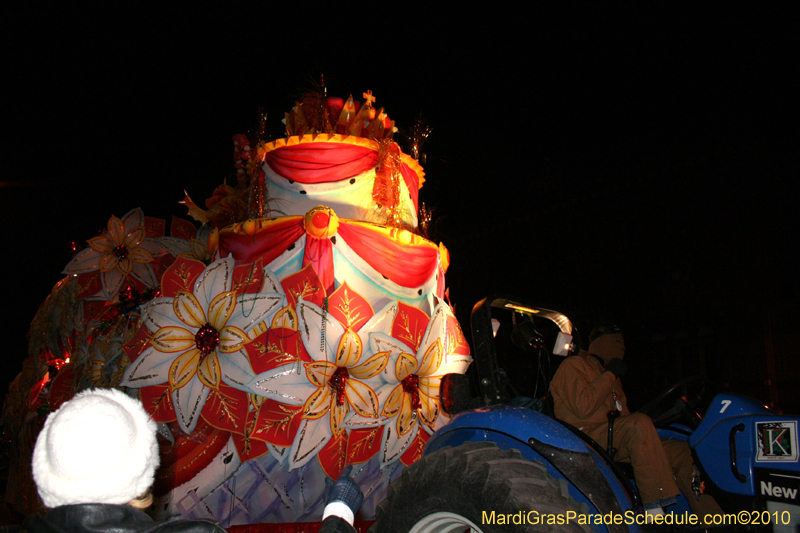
(246, 365, 316, 405)
(345, 378, 379, 419)
(171, 377, 210, 434)
(219, 326, 248, 353)
(139, 238, 167, 257)
(358, 300, 398, 338)
(158, 237, 191, 258)
(369, 332, 408, 382)
(418, 304, 448, 366)
(288, 418, 331, 471)
(173, 293, 206, 329)
(62, 247, 102, 274)
(121, 207, 144, 230)
(124, 226, 146, 249)
(218, 349, 256, 389)
(121, 345, 175, 387)
(101, 268, 125, 299)
(431, 355, 474, 378)
(226, 294, 283, 332)
(345, 382, 395, 428)
(141, 297, 183, 331)
(130, 262, 158, 288)
(380, 416, 417, 467)
(107, 216, 125, 246)
(194, 257, 234, 310)
(261, 268, 284, 295)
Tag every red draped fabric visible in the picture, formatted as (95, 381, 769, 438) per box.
(265, 143, 379, 184)
(303, 237, 334, 295)
(265, 142, 421, 212)
(337, 223, 439, 288)
(220, 217, 439, 290)
(219, 218, 305, 265)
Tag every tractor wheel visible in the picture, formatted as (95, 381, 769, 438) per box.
(374, 441, 592, 533)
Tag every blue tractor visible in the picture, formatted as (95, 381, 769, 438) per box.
(373, 295, 800, 532)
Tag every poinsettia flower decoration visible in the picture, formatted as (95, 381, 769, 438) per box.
(121, 257, 283, 434)
(282, 282, 398, 474)
(63, 208, 167, 300)
(364, 302, 472, 466)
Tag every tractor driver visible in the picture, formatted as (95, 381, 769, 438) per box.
(549, 325, 722, 522)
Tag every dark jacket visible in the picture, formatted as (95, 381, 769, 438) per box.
(7, 505, 357, 533)
(9, 504, 226, 533)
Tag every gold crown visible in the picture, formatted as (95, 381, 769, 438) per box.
(283, 90, 396, 141)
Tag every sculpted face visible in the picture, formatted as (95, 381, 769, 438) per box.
(589, 333, 626, 363)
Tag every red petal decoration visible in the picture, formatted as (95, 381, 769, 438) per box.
(327, 282, 374, 332)
(345, 426, 383, 465)
(391, 302, 430, 353)
(232, 258, 265, 296)
(280, 263, 326, 308)
(48, 364, 76, 411)
(317, 430, 348, 480)
(152, 254, 176, 284)
(28, 372, 50, 410)
(76, 271, 103, 300)
(83, 301, 109, 324)
(400, 428, 430, 467)
(245, 328, 312, 376)
(140, 384, 177, 423)
(144, 217, 165, 239)
(201, 382, 249, 435)
(247, 399, 304, 447)
(445, 315, 471, 356)
(171, 216, 198, 240)
(160, 256, 206, 298)
(153, 419, 229, 496)
(122, 323, 152, 363)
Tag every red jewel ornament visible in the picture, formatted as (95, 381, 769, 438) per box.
(402, 374, 421, 410)
(328, 366, 350, 406)
(113, 244, 129, 259)
(119, 284, 137, 303)
(311, 211, 330, 229)
(195, 323, 220, 355)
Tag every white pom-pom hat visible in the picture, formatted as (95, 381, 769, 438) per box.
(32, 388, 160, 508)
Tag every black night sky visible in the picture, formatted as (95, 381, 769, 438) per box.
(2, 5, 798, 412)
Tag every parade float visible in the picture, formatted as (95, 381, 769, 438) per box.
(3, 89, 472, 529)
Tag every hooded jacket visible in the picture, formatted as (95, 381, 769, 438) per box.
(550, 351, 629, 431)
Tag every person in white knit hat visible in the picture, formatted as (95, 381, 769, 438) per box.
(16, 388, 226, 533)
(12, 388, 362, 533)
(32, 388, 160, 509)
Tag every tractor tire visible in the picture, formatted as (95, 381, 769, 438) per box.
(374, 441, 593, 533)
